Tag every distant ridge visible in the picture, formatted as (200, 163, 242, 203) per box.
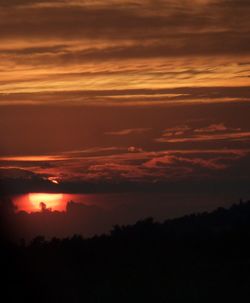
(2, 199, 250, 303)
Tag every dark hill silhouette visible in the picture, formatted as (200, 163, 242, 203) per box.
(1, 200, 250, 302)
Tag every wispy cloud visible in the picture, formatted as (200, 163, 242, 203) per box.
(156, 123, 250, 143)
(0, 145, 249, 194)
(105, 128, 151, 136)
(0, 0, 250, 198)
(0, 0, 249, 96)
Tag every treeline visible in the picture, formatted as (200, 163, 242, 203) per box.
(1, 200, 250, 302)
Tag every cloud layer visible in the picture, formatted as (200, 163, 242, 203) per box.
(0, 1, 250, 218)
(0, 0, 249, 98)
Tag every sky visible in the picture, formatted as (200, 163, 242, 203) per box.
(0, 0, 250, 238)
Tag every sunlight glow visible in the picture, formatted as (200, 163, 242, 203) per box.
(29, 193, 64, 210)
(48, 177, 60, 184)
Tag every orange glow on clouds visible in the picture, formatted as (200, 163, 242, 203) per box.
(13, 193, 93, 213)
(48, 177, 60, 184)
(28, 193, 64, 211)
(0, 156, 66, 162)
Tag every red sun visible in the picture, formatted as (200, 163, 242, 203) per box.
(28, 193, 64, 210)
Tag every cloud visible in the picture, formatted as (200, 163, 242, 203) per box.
(105, 128, 151, 136)
(161, 125, 191, 137)
(0, 0, 250, 96)
(0, 167, 39, 179)
(1, 86, 250, 105)
(162, 132, 250, 143)
(156, 123, 250, 143)
(194, 123, 240, 133)
(127, 146, 144, 153)
(0, 147, 249, 195)
(0, 0, 250, 196)
(0, 0, 56, 7)
(0, 0, 249, 42)
(143, 155, 227, 171)
(0, 168, 57, 194)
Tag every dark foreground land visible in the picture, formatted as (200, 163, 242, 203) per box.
(1, 200, 250, 302)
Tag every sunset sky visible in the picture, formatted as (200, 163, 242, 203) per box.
(0, 0, 250, 237)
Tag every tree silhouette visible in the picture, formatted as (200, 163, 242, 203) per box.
(1, 200, 250, 303)
(39, 202, 52, 212)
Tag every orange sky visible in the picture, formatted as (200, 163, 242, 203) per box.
(0, 0, 250, 202)
(0, 0, 249, 97)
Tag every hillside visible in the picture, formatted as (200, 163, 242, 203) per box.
(1, 200, 250, 302)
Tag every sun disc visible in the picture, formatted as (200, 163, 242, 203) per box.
(28, 193, 63, 210)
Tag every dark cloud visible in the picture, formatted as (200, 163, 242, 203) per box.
(0, 168, 57, 194)
(3, 35, 249, 67)
(1, 86, 250, 106)
(0, 0, 249, 58)
(61, 34, 250, 59)
(0, 1, 249, 98)
(0, 45, 67, 56)
(0, 0, 65, 7)
(0, 148, 249, 195)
